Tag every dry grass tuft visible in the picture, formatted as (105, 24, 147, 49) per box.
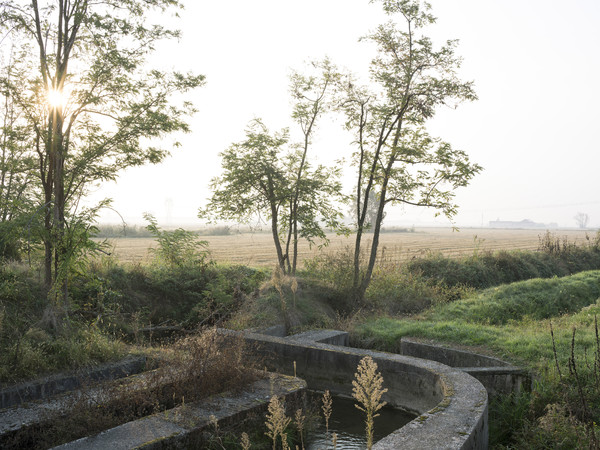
(265, 395, 292, 450)
(352, 356, 388, 450)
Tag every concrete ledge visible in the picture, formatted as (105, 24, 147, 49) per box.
(251, 324, 287, 337)
(287, 329, 349, 346)
(401, 338, 510, 368)
(234, 329, 488, 449)
(0, 355, 148, 409)
(53, 374, 306, 450)
(401, 338, 531, 396)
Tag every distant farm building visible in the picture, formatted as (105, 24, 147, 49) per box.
(489, 219, 557, 229)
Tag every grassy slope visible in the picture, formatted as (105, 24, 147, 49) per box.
(354, 270, 600, 368)
(353, 270, 600, 448)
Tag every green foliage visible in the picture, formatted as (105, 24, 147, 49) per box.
(488, 392, 533, 447)
(201, 119, 346, 274)
(0, 264, 124, 383)
(81, 259, 268, 331)
(0, 0, 204, 304)
(430, 271, 600, 325)
(0, 258, 268, 383)
(303, 248, 469, 315)
(336, 0, 482, 301)
(352, 271, 600, 448)
(143, 213, 208, 267)
(407, 234, 600, 290)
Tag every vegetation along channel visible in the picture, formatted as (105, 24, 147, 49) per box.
(1, 0, 600, 449)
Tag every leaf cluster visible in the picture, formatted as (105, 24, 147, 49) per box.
(200, 119, 346, 244)
(144, 213, 208, 267)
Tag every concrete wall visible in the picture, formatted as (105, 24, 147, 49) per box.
(54, 374, 306, 450)
(234, 330, 489, 450)
(401, 338, 531, 396)
(0, 355, 148, 409)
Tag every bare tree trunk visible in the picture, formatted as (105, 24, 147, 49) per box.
(270, 203, 286, 273)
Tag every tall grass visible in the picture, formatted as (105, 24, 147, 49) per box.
(0, 258, 266, 383)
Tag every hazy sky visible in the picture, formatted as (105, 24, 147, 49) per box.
(88, 0, 600, 229)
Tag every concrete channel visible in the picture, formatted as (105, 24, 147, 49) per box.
(0, 328, 523, 449)
(236, 328, 489, 450)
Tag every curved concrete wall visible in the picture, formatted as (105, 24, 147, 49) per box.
(401, 337, 531, 397)
(235, 329, 488, 449)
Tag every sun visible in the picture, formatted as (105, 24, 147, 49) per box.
(47, 88, 69, 110)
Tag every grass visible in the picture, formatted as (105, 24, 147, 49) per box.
(2, 228, 600, 447)
(0, 257, 267, 384)
(351, 271, 600, 448)
(353, 271, 600, 366)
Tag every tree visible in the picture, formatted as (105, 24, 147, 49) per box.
(284, 58, 340, 274)
(0, 46, 37, 259)
(338, 0, 482, 302)
(200, 119, 344, 274)
(574, 212, 589, 229)
(0, 0, 204, 316)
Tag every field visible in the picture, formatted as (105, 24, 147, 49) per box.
(100, 227, 594, 267)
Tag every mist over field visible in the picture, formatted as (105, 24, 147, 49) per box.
(84, 0, 600, 230)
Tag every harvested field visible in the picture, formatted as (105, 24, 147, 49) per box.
(99, 227, 595, 268)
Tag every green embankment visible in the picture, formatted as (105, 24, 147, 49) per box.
(353, 270, 600, 449)
(355, 270, 600, 366)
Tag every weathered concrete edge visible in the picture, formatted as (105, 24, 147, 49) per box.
(401, 337, 511, 367)
(401, 337, 531, 396)
(0, 355, 149, 409)
(236, 330, 488, 450)
(52, 374, 306, 450)
(286, 329, 349, 346)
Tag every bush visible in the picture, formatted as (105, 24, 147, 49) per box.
(302, 248, 466, 315)
(144, 213, 208, 267)
(0, 259, 267, 383)
(406, 233, 600, 291)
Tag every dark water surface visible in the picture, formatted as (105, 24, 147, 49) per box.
(306, 395, 415, 449)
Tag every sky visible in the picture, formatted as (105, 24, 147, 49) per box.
(87, 0, 600, 229)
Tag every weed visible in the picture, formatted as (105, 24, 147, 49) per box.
(294, 408, 306, 450)
(144, 213, 209, 267)
(265, 395, 291, 450)
(322, 389, 332, 435)
(240, 432, 251, 450)
(1, 328, 259, 449)
(550, 322, 600, 449)
(352, 356, 388, 450)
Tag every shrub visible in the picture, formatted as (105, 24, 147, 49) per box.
(406, 233, 600, 291)
(303, 248, 469, 315)
(144, 213, 208, 267)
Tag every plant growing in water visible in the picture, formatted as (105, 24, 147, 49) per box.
(322, 389, 333, 435)
(265, 395, 291, 450)
(294, 408, 306, 449)
(352, 356, 388, 450)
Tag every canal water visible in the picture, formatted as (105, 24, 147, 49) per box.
(305, 395, 415, 449)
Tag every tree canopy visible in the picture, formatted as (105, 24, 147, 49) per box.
(200, 119, 346, 274)
(0, 0, 204, 321)
(339, 0, 482, 301)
